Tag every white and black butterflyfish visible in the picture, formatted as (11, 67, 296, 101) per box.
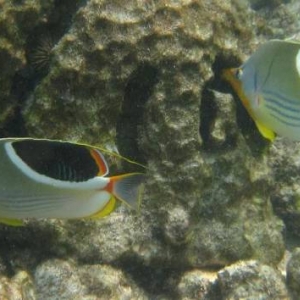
(223, 40, 300, 141)
(0, 138, 145, 226)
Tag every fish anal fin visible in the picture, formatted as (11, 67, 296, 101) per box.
(88, 196, 116, 219)
(255, 120, 276, 141)
(0, 218, 24, 226)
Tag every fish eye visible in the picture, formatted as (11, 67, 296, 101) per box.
(234, 68, 243, 79)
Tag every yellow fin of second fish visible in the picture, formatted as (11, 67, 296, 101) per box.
(88, 196, 116, 219)
(255, 120, 276, 142)
(0, 218, 24, 226)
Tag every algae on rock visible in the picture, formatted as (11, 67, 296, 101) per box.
(0, 0, 297, 299)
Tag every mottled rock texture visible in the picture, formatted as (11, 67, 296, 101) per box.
(23, 0, 256, 144)
(177, 269, 218, 299)
(34, 259, 146, 300)
(0, 0, 299, 299)
(0, 271, 34, 300)
(218, 260, 289, 299)
(287, 248, 300, 300)
(0, 0, 53, 132)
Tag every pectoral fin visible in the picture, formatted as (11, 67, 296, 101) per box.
(255, 120, 276, 141)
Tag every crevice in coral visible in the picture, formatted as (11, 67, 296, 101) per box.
(249, 0, 290, 10)
(200, 53, 269, 156)
(0, 107, 28, 138)
(199, 86, 218, 148)
(115, 253, 183, 298)
(0, 222, 63, 277)
(199, 54, 239, 150)
(271, 194, 300, 246)
(116, 63, 159, 170)
(0, 70, 31, 138)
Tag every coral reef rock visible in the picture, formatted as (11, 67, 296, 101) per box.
(0, 0, 299, 299)
(218, 260, 289, 299)
(34, 259, 146, 300)
(287, 248, 300, 300)
(0, 1, 53, 130)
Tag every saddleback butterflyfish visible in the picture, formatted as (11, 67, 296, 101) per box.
(223, 40, 300, 141)
(0, 138, 145, 226)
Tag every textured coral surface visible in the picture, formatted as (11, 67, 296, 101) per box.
(0, 0, 300, 299)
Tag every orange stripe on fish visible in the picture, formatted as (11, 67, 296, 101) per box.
(222, 68, 254, 117)
(90, 149, 108, 176)
(222, 67, 276, 141)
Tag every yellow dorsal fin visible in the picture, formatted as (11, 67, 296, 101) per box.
(255, 120, 276, 141)
(0, 218, 24, 226)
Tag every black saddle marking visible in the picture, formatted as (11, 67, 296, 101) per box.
(12, 140, 100, 182)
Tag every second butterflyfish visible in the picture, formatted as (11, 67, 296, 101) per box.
(0, 138, 145, 226)
(223, 39, 300, 141)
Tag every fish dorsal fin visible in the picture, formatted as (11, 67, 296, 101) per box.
(0, 218, 24, 226)
(255, 120, 276, 141)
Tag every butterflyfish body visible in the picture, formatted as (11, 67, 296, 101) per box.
(0, 138, 145, 226)
(223, 40, 300, 141)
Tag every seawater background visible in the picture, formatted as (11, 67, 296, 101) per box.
(0, 0, 300, 299)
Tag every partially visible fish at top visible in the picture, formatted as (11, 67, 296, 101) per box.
(0, 138, 145, 226)
(222, 39, 300, 141)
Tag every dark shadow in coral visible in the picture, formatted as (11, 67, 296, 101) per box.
(199, 87, 217, 147)
(0, 221, 73, 277)
(199, 83, 240, 153)
(0, 107, 28, 138)
(115, 252, 184, 299)
(271, 194, 300, 250)
(114, 249, 222, 299)
(0, 69, 32, 138)
(116, 63, 160, 171)
(250, 0, 290, 10)
(200, 53, 270, 157)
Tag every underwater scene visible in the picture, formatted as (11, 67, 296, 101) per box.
(1, 0, 300, 299)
